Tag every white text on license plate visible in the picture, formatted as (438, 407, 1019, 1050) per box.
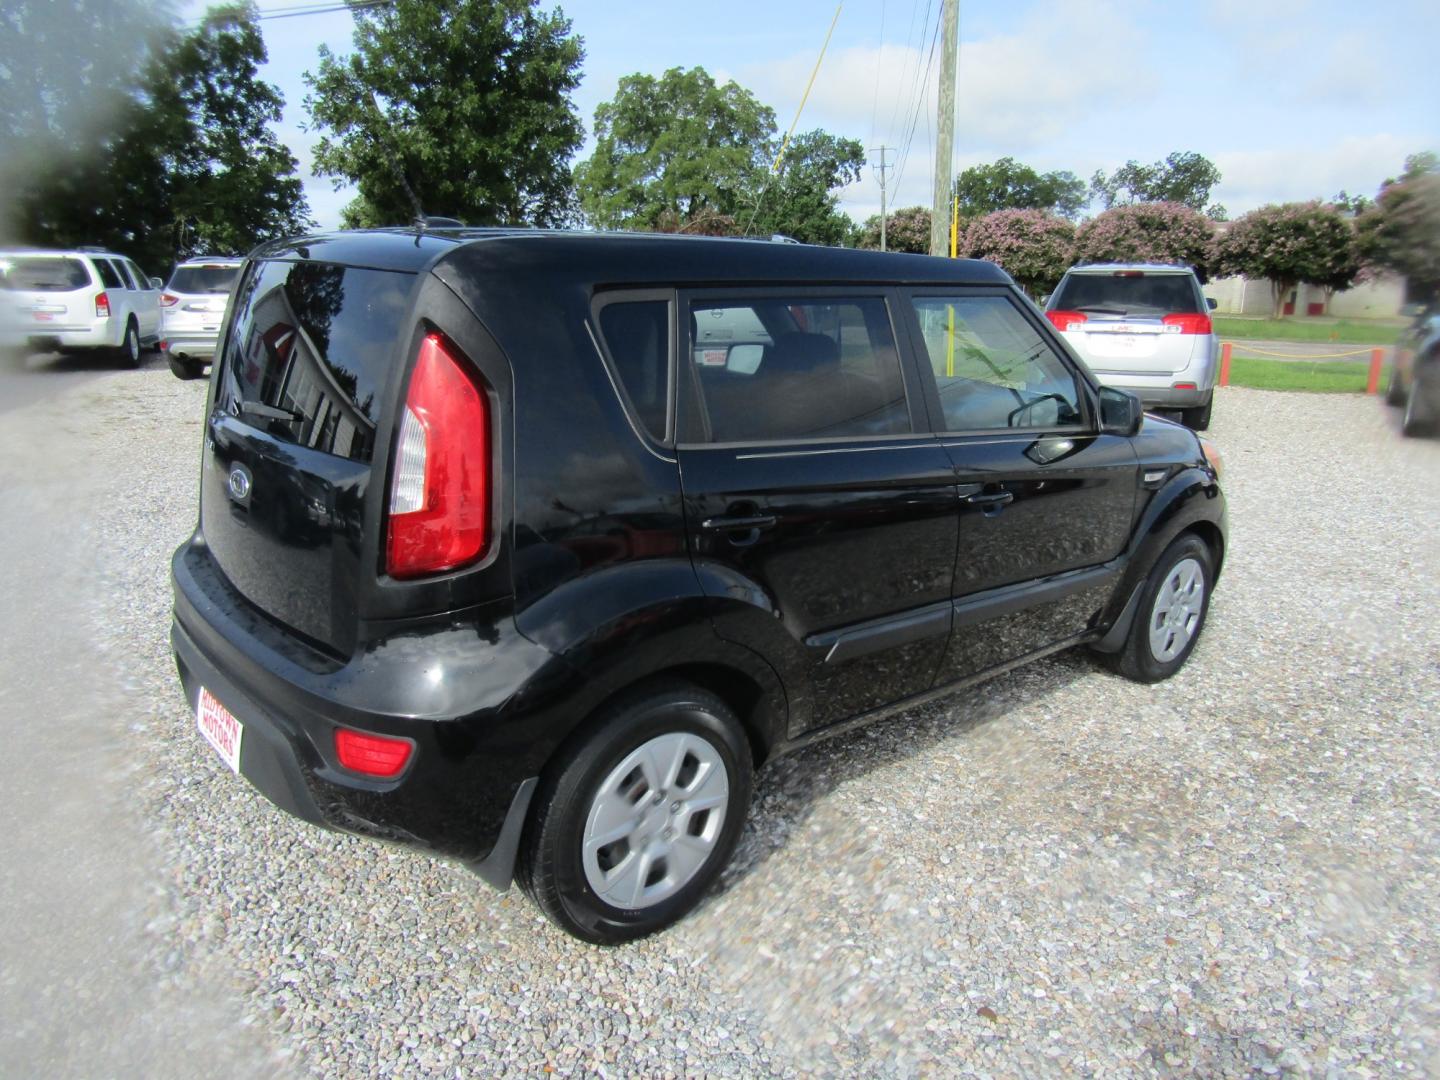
(197, 686, 243, 773)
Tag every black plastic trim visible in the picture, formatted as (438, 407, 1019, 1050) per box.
(464, 777, 538, 891)
(805, 601, 952, 663)
(952, 561, 1123, 629)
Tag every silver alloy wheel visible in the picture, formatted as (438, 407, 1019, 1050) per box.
(581, 731, 729, 909)
(125, 324, 139, 362)
(1148, 556, 1205, 662)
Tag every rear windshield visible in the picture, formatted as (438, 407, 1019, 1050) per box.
(0, 257, 91, 291)
(169, 264, 241, 294)
(217, 260, 415, 463)
(1052, 272, 1200, 315)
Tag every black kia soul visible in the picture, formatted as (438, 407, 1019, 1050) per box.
(171, 229, 1227, 944)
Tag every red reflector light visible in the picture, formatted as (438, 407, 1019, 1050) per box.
(385, 333, 490, 579)
(1046, 310, 1088, 332)
(1173, 382, 1198, 391)
(335, 728, 413, 778)
(1162, 313, 1212, 335)
(95, 292, 110, 318)
(160, 292, 180, 307)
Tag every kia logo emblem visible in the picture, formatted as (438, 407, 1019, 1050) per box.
(227, 464, 252, 502)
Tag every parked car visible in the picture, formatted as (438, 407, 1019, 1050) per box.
(171, 230, 1227, 944)
(1043, 263, 1219, 431)
(1386, 301, 1440, 437)
(162, 257, 243, 379)
(0, 247, 161, 365)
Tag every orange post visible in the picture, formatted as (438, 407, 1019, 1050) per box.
(1219, 342, 1232, 387)
(1366, 348, 1383, 395)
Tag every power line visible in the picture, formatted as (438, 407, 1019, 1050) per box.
(867, 0, 886, 146)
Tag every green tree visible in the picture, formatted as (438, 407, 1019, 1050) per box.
(854, 206, 932, 253)
(1216, 202, 1359, 317)
(1356, 154, 1440, 301)
(746, 130, 865, 245)
(7, 3, 309, 271)
(953, 157, 1087, 220)
(1090, 151, 1222, 215)
(575, 67, 775, 231)
(306, 0, 584, 228)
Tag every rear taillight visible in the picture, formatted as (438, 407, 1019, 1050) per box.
(160, 292, 179, 307)
(1162, 313, 1212, 335)
(1046, 310, 1087, 332)
(334, 728, 413, 778)
(385, 332, 490, 579)
(95, 292, 110, 318)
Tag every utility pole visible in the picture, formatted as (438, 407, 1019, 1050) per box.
(930, 0, 959, 256)
(870, 146, 892, 251)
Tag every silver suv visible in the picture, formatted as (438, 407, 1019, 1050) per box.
(161, 258, 243, 378)
(0, 248, 162, 365)
(1044, 263, 1218, 430)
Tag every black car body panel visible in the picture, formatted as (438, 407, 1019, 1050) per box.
(171, 229, 1227, 887)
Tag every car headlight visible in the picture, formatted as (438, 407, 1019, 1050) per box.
(1199, 437, 1223, 481)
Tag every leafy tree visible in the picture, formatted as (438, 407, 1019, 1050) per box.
(1356, 155, 1440, 301)
(1216, 202, 1359, 317)
(953, 157, 1087, 221)
(1074, 202, 1217, 280)
(1090, 151, 1222, 215)
(959, 210, 1075, 297)
(745, 130, 865, 245)
(7, 3, 309, 271)
(306, 0, 584, 228)
(854, 206, 932, 253)
(575, 67, 774, 231)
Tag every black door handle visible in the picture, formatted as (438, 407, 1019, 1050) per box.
(963, 490, 1014, 509)
(700, 514, 778, 531)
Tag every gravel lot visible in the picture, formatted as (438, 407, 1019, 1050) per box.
(9, 371, 1440, 1076)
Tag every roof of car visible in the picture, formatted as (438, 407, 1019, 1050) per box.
(1065, 262, 1197, 274)
(174, 257, 244, 266)
(0, 248, 122, 259)
(248, 228, 1016, 286)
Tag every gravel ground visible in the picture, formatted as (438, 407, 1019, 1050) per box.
(12, 371, 1440, 1076)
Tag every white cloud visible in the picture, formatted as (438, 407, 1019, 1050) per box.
(1211, 134, 1417, 214)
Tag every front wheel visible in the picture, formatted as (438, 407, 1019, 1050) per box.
(517, 682, 753, 944)
(1107, 533, 1213, 683)
(1385, 364, 1406, 407)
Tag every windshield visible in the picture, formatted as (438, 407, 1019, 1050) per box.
(169, 265, 241, 295)
(1052, 272, 1200, 315)
(0, 257, 91, 291)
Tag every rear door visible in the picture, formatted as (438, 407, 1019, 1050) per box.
(123, 258, 161, 338)
(677, 288, 958, 735)
(201, 258, 416, 655)
(904, 289, 1139, 683)
(1049, 269, 1208, 379)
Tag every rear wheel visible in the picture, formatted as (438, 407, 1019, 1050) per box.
(1106, 533, 1213, 683)
(1181, 395, 1213, 431)
(517, 682, 753, 944)
(1385, 364, 1406, 406)
(167, 353, 207, 381)
(115, 320, 141, 368)
(1402, 365, 1434, 437)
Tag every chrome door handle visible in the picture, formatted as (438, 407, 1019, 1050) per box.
(963, 491, 1014, 508)
(700, 514, 777, 531)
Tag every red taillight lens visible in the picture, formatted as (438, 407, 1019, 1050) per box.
(95, 292, 110, 318)
(334, 728, 413, 778)
(160, 292, 180, 307)
(385, 333, 490, 579)
(1046, 310, 1087, 332)
(1162, 313, 1213, 335)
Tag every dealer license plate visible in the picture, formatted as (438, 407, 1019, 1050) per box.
(196, 686, 243, 773)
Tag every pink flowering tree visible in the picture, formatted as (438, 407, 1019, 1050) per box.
(1216, 202, 1359, 317)
(1356, 159, 1440, 300)
(958, 209, 1076, 297)
(1073, 202, 1217, 278)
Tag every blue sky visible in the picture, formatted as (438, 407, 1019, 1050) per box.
(190, 0, 1439, 228)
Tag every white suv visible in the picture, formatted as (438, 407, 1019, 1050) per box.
(160, 258, 243, 378)
(1044, 263, 1219, 430)
(0, 248, 162, 365)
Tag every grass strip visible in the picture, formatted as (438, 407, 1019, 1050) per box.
(1226, 356, 1379, 393)
(1213, 317, 1400, 345)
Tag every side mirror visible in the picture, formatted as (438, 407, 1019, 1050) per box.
(1098, 385, 1143, 437)
(149, 277, 163, 289)
(1206, 297, 1218, 310)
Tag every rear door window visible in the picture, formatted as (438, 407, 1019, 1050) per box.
(596, 297, 670, 441)
(124, 260, 149, 290)
(0, 257, 91, 291)
(114, 260, 138, 290)
(683, 295, 910, 443)
(94, 259, 123, 289)
(216, 259, 416, 463)
(1052, 272, 1200, 315)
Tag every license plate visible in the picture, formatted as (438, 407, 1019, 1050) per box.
(196, 686, 243, 773)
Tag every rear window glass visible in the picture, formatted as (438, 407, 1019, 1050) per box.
(598, 299, 669, 439)
(169, 265, 240, 295)
(217, 260, 415, 463)
(0, 257, 90, 291)
(95, 259, 123, 289)
(1052, 272, 1199, 314)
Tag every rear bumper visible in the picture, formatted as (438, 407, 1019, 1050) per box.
(162, 332, 221, 360)
(20, 322, 117, 351)
(170, 538, 554, 880)
(1130, 385, 1213, 409)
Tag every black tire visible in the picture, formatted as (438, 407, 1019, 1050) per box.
(1401, 365, 1434, 438)
(1106, 533, 1213, 683)
(115, 320, 141, 368)
(1385, 364, 1406, 407)
(1181, 395, 1213, 431)
(167, 353, 207, 381)
(517, 681, 753, 944)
